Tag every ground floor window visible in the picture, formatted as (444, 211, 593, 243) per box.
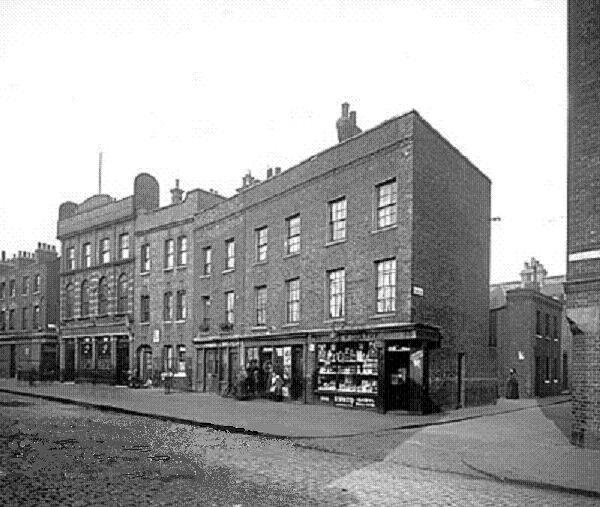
(163, 345, 174, 372)
(96, 337, 111, 370)
(177, 345, 186, 374)
(80, 338, 93, 369)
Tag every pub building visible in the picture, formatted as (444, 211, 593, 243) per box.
(192, 106, 495, 413)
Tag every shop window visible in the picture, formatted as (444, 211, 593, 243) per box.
(176, 290, 187, 321)
(22, 276, 29, 295)
(66, 246, 76, 270)
(100, 238, 110, 265)
(164, 239, 174, 269)
(315, 341, 378, 408)
(376, 179, 397, 229)
(545, 313, 550, 336)
(80, 338, 94, 370)
(33, 274, 41, 293)
(0, 281, 5, 299)
(177, 345, 186, 373)
(256, 227, 268, 262)
(65, 283, 74, 318)
(286, 278, 300, 323)
(245, 347, 259, 366)
(256, 286, 267, 326)
(203, 247, 212, 275)
(117, 274, 128, 313)
(163, 292, 173, 321)
(140, 295, 150, 323)
(553, 316, 558, 339)
(225, 239, 235, 270)
(97, 337, 112, 370)
(119, 233, 130, 260)
(140, 244, 150, 273)
(82, 243, 91, 268)
(328, 269, 345, 318)
(97, 277, 109, 315)
(163, 345, 174, 372)
(285, 215, 301, 255)
(177, 236, 188, 266)
(376, 259, 396, 313)
(329, 197, 347, 242)
(80, 280, 90, 317)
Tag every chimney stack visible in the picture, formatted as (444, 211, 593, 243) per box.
(336, 102, 362, 142)
(1, 251, 5, 262)
(171, 179, 184, 204)
(275, 167, 281, 175)
(266, 168, 273, 179)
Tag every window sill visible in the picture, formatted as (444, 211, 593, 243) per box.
(254, 260, 268, 266)
(176, 265, 187, 271)
(175, 320, 186, 324)
(325, 238, 347, 248)
(140, 271, 150, 277)
(281, 322, 300, 328)
(371, 224, 398, 235)
(222, 268, 235, 274)
(369, 312, 396, 319)
(284, 252, 300, 259)
(251, 326, 268, 331)
(163, 320, 173, 324)
(140, 321, 150, 326)
(324, 318, 345, 324)
(199, 274, 211, 279)
(163, 268, 174, 273)
(544, 380, 551, 384)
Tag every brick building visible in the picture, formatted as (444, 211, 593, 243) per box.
(0, 244, 60, 380)
(57, 174, 160, 384)
(134, 179, 224, 388)
(566, 0, 600, 448)
(192, 104, 495, 413)
(490, 258, 571, 392)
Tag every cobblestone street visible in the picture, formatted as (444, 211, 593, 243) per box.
(1, 392, 598, 506)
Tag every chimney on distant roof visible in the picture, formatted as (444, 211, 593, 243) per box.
(336, 102, 362, 142)
(171, 179, 184, 204)
(266, 168, 273, 179)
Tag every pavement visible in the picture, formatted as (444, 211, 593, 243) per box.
(1, 378, 599, 498)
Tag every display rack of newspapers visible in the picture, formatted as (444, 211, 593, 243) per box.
(315, 341, 378, 409)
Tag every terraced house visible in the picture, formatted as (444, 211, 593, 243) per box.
(192, 104, 495, 413)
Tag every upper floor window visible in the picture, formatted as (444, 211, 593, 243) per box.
(285, 215, 301, 255)
(140, 295, 150, 323)
(376, 258, 396, 313)
(0, 281, 5, 299)
(376, 179, 397, 228)
(535, 310, 542, 335)
(177, 345, 187, 373)
(329, 198, 347, 242)
(176, 290, 187, 321)
(286, 278, 300, 323)
(80, 280, 90, 317)
(9, 279, 16, 298)
(328, 268, 345, 319)
(33, 305, 40, 329)
(22, 276, 29, 295)
(163, 291, 173, 321)
(119, 234, 130, 260)
(33, 274, 41, 293)
(65, 283, 75, 319)
(200, 296, 211, 331)
(256, 227, 268, 262)
(97, 277, 109, 314)
(255, 286, 267, 326)
(0, 310, 4, 331)
(164, 239, 174, 269)
(177, 236, 188, 266)
(203, 247, 212, 275)
(553, 316, 558, 339)
(21, 307, 28, 330)
(82, 243, 92, 268)
(66, 246, 76, 270)
(225, 291, 235, 325)
(8, 309, 15, 330)
(100, 238, 110, 265)
(140, 244, 150, 273)
(489, 310, 498, 347)
(225, 239, 235, 270)
(545, 313, 550, 336)
(117, 274, 128, 313)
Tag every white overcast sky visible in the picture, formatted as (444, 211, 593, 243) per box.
(0, 0, 566, 283)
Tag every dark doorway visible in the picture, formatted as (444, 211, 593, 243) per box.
(40, 343, 58, 381)
(64, 339, 75, 381)
(562, 352, 568, 391)
(138, 346, 153, 382)
(115, 337, 129, 385)
(219, 347, 229, 393)
(387, 350, 410, 410)
(9, 345, 16, 378)
(291, 345, 304, 400)
(205, 348, 219, 393)
(457, 353, 465, 408)
(535, 356, 541, 396)
(229, 349, 239, 386)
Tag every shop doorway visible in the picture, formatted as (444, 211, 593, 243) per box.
(115, 338, 129, 385)
(205, 348, 219, 393)
(137, 346, 153, 382)
(387, 350, 410, 410)
(229, 349, 239, 385)
(9, 345, 16, 378)
(290, 345, 304, 400)
(63, 340, 75, 381)
(40, 343, 58, 381)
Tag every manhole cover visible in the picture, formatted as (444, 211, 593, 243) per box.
(0, 401, 33, 408)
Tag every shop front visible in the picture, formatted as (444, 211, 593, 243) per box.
(193, 336, 240, 394)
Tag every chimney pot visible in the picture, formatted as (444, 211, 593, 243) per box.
(275, 167, 281, 175)
(37, 242, 41, 249)
(350, 111, 357, 126)
(342, 102, 349, 118)
(267, 168, 273, 179)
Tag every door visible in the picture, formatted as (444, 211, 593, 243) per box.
(9, 345, 16, 378)
(115, 337, 129, 385)
(40, 343, 58, 381)
(219, 347, 229, 393)
(138, 347, 153, 382)
(64, 340, 75, 381)
(229, 349, 239, 386)
(457, 353, 465, 408)
(205, 348, 219, 393)
(387, 350, 410, 410)
(291, 345, 304, 400)
(562, 352, 568, 391)
(534, 356, 541, 396)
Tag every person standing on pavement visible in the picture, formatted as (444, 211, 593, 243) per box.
(506, 368, 519, 399)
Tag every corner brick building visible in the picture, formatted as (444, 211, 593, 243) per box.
(57, 174, 160, 384)
(0, 245, 60, 379)
(566, 0, 600, 448)
(192, 105, 495, 412)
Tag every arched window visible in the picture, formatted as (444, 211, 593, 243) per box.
(117, 274, 128, 313)
(98, 277, 109, 315)
(80, 280, 90, 317)
(65, 284, 74, 319)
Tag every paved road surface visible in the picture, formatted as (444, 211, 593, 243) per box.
(0, 393, 596, 506)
